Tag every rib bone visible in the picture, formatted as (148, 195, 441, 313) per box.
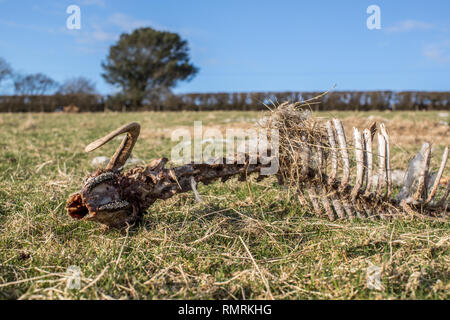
(325, 121, 338, 184)
(307, 186, 322, 217)
(380, 124, 392, 198)
(320, 188, 336, 221)
(398, 143, 430, 202)
(352, 128, 364, 200)
(333, 119, 350, 190)
(377, 133, 387, 197)
(331, 192, 346, 219)
(363, 128, 374, 197)
(413, 143, 431, 202)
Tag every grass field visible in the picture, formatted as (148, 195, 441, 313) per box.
(0, 110, 449, 300)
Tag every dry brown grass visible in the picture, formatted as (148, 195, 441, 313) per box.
(0, 111, 448, 300)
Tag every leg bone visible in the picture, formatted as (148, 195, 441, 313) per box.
(425, 146, 448, 204)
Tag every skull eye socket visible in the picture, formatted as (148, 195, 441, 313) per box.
(88, 182, 121, 206)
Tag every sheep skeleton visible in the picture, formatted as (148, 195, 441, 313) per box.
(66, 103, 449, 227)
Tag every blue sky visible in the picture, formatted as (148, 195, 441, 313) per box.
(0, 0, 449, 94)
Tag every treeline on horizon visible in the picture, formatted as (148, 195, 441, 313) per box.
(0, 90, 449, 112)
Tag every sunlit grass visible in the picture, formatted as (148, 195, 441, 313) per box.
(0, 111, 448, 299)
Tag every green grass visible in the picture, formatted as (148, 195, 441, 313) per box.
(0, 111, 448, 300)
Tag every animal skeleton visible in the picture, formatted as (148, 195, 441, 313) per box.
(66, 102, 449, 227)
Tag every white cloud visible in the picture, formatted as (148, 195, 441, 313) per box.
(80, 0, 106, 7)
(0, 18, 61, 34)
(386, 20, 433, 33)
(108, 13, 159, 32)
(66, 13, 163, 52)
(65, 12, 194, 55)
(423, 40, 450, 63)
(91, 24, 117, 41)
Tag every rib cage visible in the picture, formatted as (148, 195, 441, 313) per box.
(270, 102, 449, 221)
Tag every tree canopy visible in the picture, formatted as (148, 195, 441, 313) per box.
(101, 27, 198, 107)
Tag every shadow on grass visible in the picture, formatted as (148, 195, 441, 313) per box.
(345, 241, 402, 258)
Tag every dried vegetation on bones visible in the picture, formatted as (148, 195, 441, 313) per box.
(66, 101, 449, 228)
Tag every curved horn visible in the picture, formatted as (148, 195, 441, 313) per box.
(85, 122, 141, 170)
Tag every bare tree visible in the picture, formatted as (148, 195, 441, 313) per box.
(14, 73, 58, 96)
(14, 73, 58, 112)
(0, 57, 12, 92)
(58, 77, 97, 95)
